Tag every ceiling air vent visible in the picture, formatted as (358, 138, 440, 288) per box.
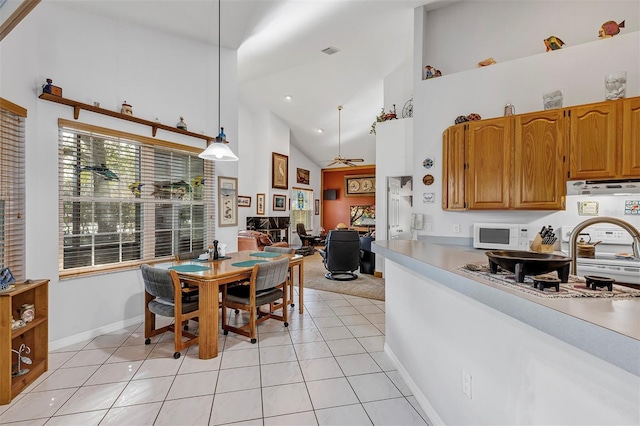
(321, 46, 340, 55)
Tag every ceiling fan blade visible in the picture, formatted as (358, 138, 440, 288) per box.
(345, 158, 364, 162)
(326, 160, 339, 166)
(347, 162, 358, 167)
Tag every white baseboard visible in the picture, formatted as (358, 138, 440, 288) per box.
(49, 315, 144, 351)
(384, 343, 444, 426)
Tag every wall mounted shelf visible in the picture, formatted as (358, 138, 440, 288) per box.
(38, 93, 217, 144)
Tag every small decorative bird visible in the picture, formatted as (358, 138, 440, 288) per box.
(80, 164, 119, 181)
(128, 181, 144, 195)
(190, 176, 205, 188)
(544, 36, 565, 51)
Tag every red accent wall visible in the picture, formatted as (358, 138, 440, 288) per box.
(321, 166, 375, 231)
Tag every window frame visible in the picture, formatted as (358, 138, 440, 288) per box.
(57, 119, 214, 278)
(291, 187, 313, 233)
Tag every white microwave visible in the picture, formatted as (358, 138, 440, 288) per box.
(473, 223, 530, 250)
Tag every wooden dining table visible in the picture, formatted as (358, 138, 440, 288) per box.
(154, 250, 304, 359)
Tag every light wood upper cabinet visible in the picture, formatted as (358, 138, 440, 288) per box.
(466, 118, 513, 209)
(568, 101, 618, 179)
(514, 110, 566, 210)
(442, 125, 466, 210)
(441, 96, 639, 211)
(622, 97, 640, 177)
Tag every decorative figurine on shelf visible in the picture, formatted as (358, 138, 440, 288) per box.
(605, 71, 627, 100)
(176, 116, 188, 130)
(11, 344, 32, 378)
(477, 57, 496, 67)
(42, 78, 62, 96)
(599, 20, 625, 38)
(543, 89, 564, 110)
(424, 65, 442, 80)
(504, 102, 515, 116)
(454, 115, 469, 125)
(544, 36, 565, 51)
(454, 113, 482, 124)
(11, 317, 25, 330)
(42, 78, 52, 94)
(20, 304, 35, 323)
(120, 101, 133, 115)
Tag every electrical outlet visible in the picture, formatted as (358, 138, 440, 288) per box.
(424, 223, 432, 232)
(462, 370, 472, 399)
(453, 224, 461, 233)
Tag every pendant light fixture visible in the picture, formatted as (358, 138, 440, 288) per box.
(199, 0, 239, 161)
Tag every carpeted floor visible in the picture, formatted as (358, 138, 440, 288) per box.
(294, 251, 385, 301)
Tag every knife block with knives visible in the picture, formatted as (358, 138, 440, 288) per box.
(530, 226, 557, 253)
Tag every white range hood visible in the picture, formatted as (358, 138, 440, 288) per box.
(566, 179, 640, 196)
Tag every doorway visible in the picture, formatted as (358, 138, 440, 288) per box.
(387, 176, 412, 240)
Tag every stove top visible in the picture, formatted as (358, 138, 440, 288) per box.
(560, 225, 640, 285)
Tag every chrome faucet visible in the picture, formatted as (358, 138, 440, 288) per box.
(569, 217, 640, 275)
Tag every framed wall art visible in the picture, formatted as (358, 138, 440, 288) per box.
(256, 193, 265, 215)
(296, 168, 310, 185)
(238, 195, 251, 207)
(272, 152, 289, 189)
(345, 175, 375, 196)
(218, 176, 237, 227)
(273, 194, 286, 211)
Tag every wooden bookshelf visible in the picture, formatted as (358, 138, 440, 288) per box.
(0, 280, 49, 405)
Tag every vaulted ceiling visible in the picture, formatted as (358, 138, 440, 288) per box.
(60, 0, 450, 167)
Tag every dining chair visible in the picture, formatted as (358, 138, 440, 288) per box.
(175, 250, 205, 303)
(263, 246, 294, 254)
(141, 264, 199, 359)
(221, 257, 290, 343)
(264, 246, 296, 308)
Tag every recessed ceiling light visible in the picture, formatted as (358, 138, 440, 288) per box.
(316, 129, 324, 133)
(284, 95, 292, 101)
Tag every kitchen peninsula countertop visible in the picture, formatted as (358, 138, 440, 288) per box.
(373, 239, 640, 376)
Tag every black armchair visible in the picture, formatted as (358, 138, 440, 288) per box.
(359, 235, 375, 275)
(319, 230, 360, 281)
(296, 223, 324, 247)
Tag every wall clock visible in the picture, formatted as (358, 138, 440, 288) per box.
(422, 174, 434, 185)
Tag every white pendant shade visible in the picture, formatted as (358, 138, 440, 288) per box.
(199, 0, 238, 162)
(198, 141, 239, 161)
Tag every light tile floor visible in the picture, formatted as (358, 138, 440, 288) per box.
(0, 289, 431, 426)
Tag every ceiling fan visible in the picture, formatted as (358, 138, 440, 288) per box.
(326, 105, 364, 167)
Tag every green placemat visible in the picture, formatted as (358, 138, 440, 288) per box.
(169, 264, 210, 272)
(250, 252, 281, 258)
(232, 260, 267, 267)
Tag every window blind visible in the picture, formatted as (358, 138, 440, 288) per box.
(0, 98, 26, 280)
(58, 122, 214, 275)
